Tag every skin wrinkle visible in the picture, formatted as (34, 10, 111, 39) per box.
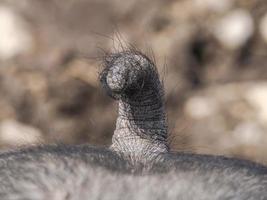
(100, 50, 169, 162)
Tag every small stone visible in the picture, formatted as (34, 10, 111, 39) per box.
(0, 119, 43, 147)
(232, 122, 264, 145)
(0, 6, 33, 60)
(184, 96, 218, 119)
(213, 9, 254, 50)
(245, 83, 267, 123)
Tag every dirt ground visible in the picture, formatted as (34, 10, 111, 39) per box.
(0, 0, 267, 164)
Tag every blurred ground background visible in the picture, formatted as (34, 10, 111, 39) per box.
(0, 0, 267, 164)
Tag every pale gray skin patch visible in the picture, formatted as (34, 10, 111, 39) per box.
(0, 50, 267, 199)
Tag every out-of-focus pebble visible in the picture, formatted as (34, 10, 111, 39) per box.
(184, 96, 218, 119)
(245, 83, 267, 123)
(232, 122, 264, 145)
(213, 9, 254, 50)
(0, 6, 33, 60)
(0, 120, 43, 147)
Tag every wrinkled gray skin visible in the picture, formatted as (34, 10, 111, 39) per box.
(0, 50, 267, 200)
